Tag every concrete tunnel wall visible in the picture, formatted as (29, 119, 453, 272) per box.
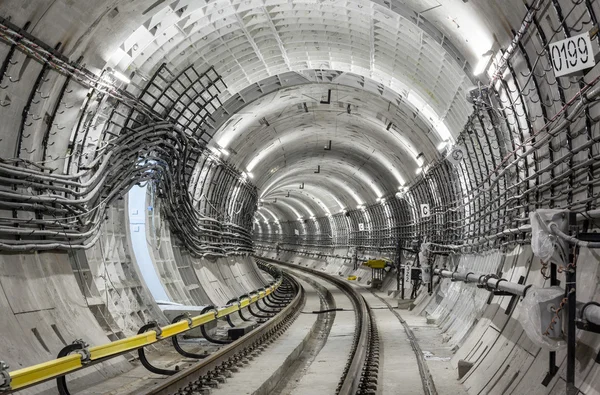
(0, 194, 270, 395)
(2, 0, 600, 394)
(254, 246, 600, 394)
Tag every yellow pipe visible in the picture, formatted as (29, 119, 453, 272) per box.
(159, 320, 191, 338)
(9, 354, 82, 390)
(216, 304, 239, 318)
(191, 312, 217, 328)
(90, 331, 158, 360)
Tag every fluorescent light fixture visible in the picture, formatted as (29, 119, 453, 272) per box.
(416, 153, 425, 167)
(220, 149, 230, 156)
(395, 192, 403, 199)
(416, 167, 423, 175)
(246, 172, 254, 179)
(376, 197, 382, 202)
(437, 141, 449, 150)
(474, 53, 493, 76)
(297, 217, 303, 221)
(208, 146, 222, 158)
(112, 70, 131, 84)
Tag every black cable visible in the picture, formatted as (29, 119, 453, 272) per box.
(301, 308, 346, 314)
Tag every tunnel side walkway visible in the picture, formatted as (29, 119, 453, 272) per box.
(358, 286, 469, 395)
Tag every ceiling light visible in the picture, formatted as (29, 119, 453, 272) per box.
(376, 197, 382, 202)
(246, 172, 254, 179)
(437, 141, 449, 150)
(112, 70, 131, 84)
(416, 167, 423, 175)
(220, 148, 230, 156)
(473, 54, 492, 76)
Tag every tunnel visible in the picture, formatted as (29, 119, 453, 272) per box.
(0, 0, 600, 394)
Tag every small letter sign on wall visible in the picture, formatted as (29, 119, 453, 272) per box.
(549, 32, 596, 77)
(420, 204, 430, 218)
(358, 222, 365, 231)
(294, 229, 299, 235)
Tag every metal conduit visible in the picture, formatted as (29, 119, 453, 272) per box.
(433, 268, 530, 297)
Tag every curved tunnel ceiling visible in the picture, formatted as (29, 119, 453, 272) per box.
(211, 83, 444, 200)
(4, 2, 600, 394)
(1, 0, 486, 223)
(26, 0, 483, 224)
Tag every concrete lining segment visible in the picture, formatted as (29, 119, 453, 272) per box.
(0, 251, 131, 395)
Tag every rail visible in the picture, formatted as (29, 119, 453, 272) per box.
(144, 271, 303, 394)
(258, 257, 375, 395)
(0, 263, 284, 393)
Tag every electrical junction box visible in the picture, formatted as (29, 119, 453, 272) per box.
(410, 267, 422, 281)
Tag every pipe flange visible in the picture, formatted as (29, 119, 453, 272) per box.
(0, 361, 10, 391)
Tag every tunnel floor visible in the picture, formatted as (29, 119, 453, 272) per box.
(70, 267, 466, 395)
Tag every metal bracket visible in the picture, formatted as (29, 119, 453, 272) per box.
(137, 323, 178, 376)
(71, 339, 91, 364)
(145, 320, 163, 338)
(576, 319, 600, 334)
(56, 339, 90, 394)
(0, 361, 10, 391)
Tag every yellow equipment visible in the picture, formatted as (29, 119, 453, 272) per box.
(363, 259, 388, 269)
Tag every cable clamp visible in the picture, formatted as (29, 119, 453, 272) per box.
(72, 339, 91, 364)
(182, 312, 193, 327)
(147, 321, 163, 337)
(0, 361, 11, 391)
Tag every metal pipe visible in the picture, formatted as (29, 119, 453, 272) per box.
(433, 268, 530, 296)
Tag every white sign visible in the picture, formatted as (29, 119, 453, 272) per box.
(549, 32, 595, 77)
(420, 204, 430, 218)
(404, 265, 412, 283)
(294, 229, 299, 235)
(446, 145, 464, 166)
(358, 222, 365, 231)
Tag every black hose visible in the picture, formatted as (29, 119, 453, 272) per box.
(200, 306, 232, 344)
(170, 315, 207, 359)
(56, 342, 85, 395)
(137, 323, 178, 375)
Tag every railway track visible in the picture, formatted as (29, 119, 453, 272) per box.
(144, 268, 304, 395)
(266, 259, 381, 395)
(148, 257, 381, 395)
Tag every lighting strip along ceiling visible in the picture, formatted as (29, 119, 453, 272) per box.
(108, 0, 472, 141)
